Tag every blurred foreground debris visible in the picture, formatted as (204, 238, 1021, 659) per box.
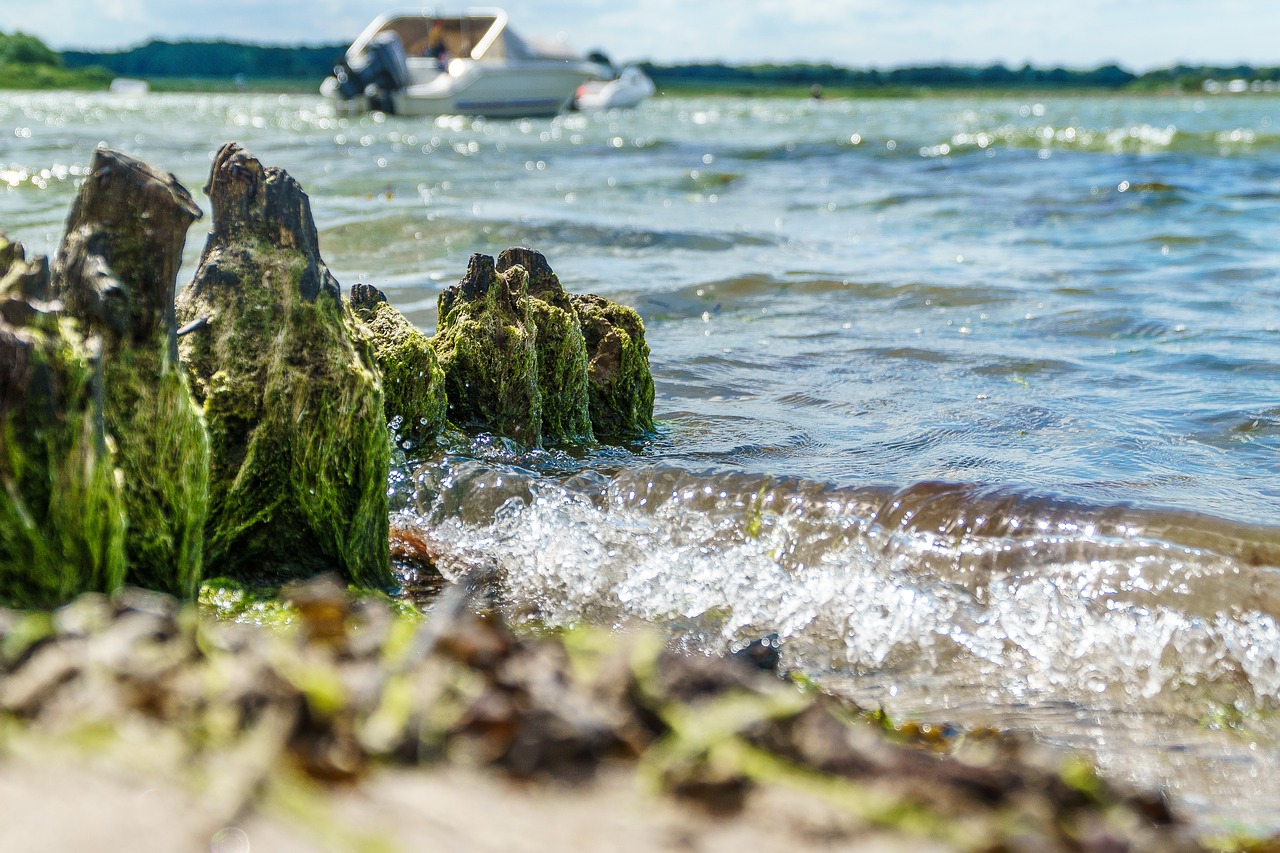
(0, 578, 1220, 852)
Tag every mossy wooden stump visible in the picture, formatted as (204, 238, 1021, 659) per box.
(0, 236, 126, 608)
(432, 247, 654, 448)
(431, 253, 543, 445)
(51, 148, 209, 600)
(2, 144, 656, 604)
(568, 292, 655, 439)
(176, 143, 392, 588)
(350, 282, 447, 450)
(496, 247, 594, 445)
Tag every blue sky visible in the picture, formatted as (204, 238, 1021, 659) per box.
(14, 0, 1280, 70)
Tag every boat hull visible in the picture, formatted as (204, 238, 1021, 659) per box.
(392, 60, 599, 118)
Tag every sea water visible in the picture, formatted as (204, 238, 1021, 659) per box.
(3, 90, 1279, 833)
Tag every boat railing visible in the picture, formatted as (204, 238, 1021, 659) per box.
(348, 8, 507, 61)
(467, 8, 507, 60)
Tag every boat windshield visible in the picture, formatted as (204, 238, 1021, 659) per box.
(362, 15, 501, 62)
(502, 29, 579, 61)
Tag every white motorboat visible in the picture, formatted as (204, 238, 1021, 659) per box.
(108, 78, 149, 96)
(321, 8, 607, 118)
(574, 65, 655, 111)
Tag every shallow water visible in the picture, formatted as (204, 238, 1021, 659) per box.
(4, 89, 1280, 834)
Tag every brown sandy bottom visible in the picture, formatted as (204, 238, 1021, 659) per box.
(0, 578, 1251, 853)
(1, 758, 953, 852)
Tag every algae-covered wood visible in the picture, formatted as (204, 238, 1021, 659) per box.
(0, 237, 126, 608)
(350, 282, 447, 450)
(52, 148, 208, 599)
(176, 143, 392, 589)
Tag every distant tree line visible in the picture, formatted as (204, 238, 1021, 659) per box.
(1, 31, 63, 67)
(62, 40, 348, 80)
(639, 61, 1280, 92)
(0, 30, 111, 88)
(41, 37, 1280, 92)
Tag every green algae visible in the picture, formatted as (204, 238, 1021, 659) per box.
(0, 235, 16, 274)
(496, 247, 594, 446)
(0, 240, 127, 608)
(349, 283, 447, 451)
(52, 148, 208, 599)
(431, 253, 542, 446)
(570, 293, 656, 439)
(198, 577, 299, 630)
(430, 247, 653, 448)
(744, 478, 771, 539)
(179, 247, 391, 587)
(527, 296, 595, 445)
(96, 347, 208, 599)
(0, 609, 55, 667)
(176, 143, 391, 590)
(261, 772, 401, 853)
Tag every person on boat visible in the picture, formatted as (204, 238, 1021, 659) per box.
(424, 21, 448, 69)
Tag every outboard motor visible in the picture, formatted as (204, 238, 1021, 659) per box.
(364, 31, 411, 93)
(331, 62, 366, 100)
(331, 31, 411, 111)
(586, 50, 615, 79)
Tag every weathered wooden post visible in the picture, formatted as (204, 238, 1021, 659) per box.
(350, 282, 447, 451)
(496, 247, 594, 446)
(570, 292, 655, 439)
(0, 236, 126, 607)
(431, 253, 543, 445)
(176, 143, 392, 588)
(52, 149, 209, 599)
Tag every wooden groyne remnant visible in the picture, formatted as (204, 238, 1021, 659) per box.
(0, 143, 655, 607)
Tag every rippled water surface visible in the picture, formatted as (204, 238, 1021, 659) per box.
(4, 90, 1280, 833)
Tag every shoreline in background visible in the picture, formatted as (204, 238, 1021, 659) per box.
(3, 30, 1277, 96)
(5, 75, 1279, 100)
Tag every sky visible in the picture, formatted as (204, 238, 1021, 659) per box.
(8, 0, 1280, 70)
